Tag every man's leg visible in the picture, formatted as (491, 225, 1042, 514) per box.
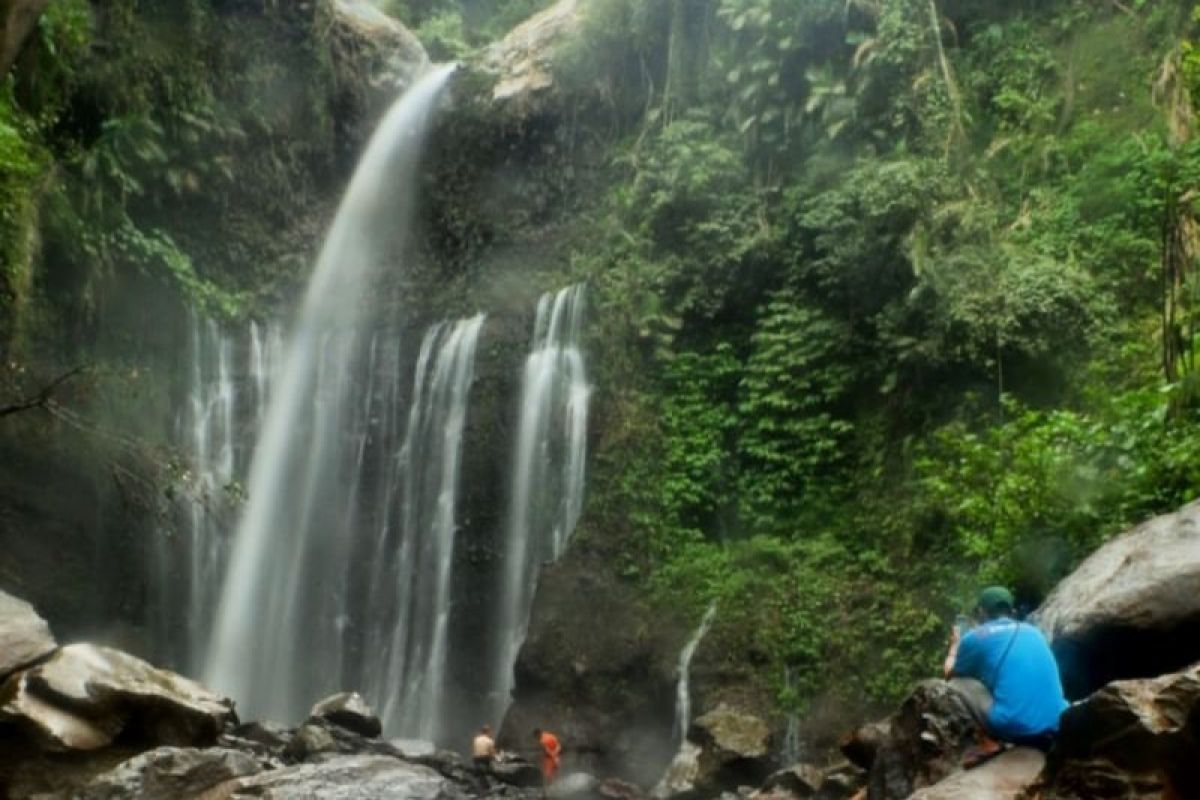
(947, 677, 1003, 767)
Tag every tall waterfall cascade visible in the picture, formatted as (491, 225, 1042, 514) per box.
(153, 316, 282, 675)
(489, 284, 592, 724)
(203, 64, 457, 728)
(360, 314, 485, 741)
(674, 602, 717, 745)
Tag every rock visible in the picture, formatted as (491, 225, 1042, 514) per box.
(653, 741, 702, 800)
(839, 721, 890, 772)
(1033, 499, 1200, 698)
(481, 0, 584, 110)
(861, 680, 980, 800)
(217, 754, 456, 799)
(1, 0, 52, 76)
(329, 0, 428, 93)
(1031, 662, 1200, 799)
(284, 723, 338, 761)
(814, 762, 868, 800)
(906, 748, 1044, 800)
(310, 691, 382, 738)
(491, 756, 545, 788)
(690, 704, 774, 793)
(0, 671, 115, 750)
(0, 643, 234, 751)
(62, 746, 261, 800)
(758, 764, 824, 798)
(0, 588, 57, 680)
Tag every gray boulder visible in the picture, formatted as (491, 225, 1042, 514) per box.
(481, 0, 584, 111)
(219, 754, 458, 799)
(329, 0, 428, 92)
(691, 704, 774, 792)
(284, 723, 339, 762)
(0, 588, 56, 680)
(1033, 499, 1200, 698)
(0, 643, 235, 751)
(492, 756, 545, 788)
(907, 748, 1044, 800)
(310, 691, 382, 738)
(652, 741, 701, 800)
(1033, 661, 1200, 799)
(62, 746, 261, 800)
(860, 680, 979, 800)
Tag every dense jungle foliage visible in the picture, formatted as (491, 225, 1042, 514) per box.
(3, 0, 1200, 736)
(541, 0, 1200, 720)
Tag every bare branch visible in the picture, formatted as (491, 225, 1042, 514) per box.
(0, 366, 88, 418)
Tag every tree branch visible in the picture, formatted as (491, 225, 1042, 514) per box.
(0, 366, 88, 418)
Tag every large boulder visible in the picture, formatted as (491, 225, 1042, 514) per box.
(329, 0, 428, 92)
(480, 0, 584, 111)
(857, 680, 979, 800)
(59, 746, 262, 800)
(216, 754, 456, 799)
(907, 748, 1044, 800)
(1033, 500, 1200, 698)
(309, 691, 382, 738)
(1030, 662, 1200, 799)
(0, 643, 235, 751)
(0, 588, 56, 680)
(690, 704, 774, 794)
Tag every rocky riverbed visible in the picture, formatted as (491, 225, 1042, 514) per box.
(4, 500, 1200, 799)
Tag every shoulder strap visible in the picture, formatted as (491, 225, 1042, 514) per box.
(990, 621, 1021, 688)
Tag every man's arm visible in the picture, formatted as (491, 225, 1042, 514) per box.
(943, 626, 960, 678)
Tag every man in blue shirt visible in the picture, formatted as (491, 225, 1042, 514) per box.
(943, 586, 1068, 766)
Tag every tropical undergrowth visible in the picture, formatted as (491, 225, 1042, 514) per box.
(555, 0, 1200, 723)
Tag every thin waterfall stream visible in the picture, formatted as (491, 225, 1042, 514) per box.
(488, 284, 591, 725)
(674, 603, 718, 745)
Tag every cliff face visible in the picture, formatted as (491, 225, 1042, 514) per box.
(0, 0, 427, 653)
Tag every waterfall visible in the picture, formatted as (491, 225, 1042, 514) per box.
(674, 603, 717, 744)
(489, 284, 591, 724)
(781, 665, 803, 766)
(359, 314, 485, 741)
(153, 316, 282, 674)
(203, 64, 456, 726)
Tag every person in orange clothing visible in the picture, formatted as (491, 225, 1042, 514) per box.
(533, 727, 561, 785)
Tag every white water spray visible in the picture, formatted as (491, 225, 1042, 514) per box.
(204, 64, 456, 724)
(488, 284, 591, 724)
(674, 602, 717, 744)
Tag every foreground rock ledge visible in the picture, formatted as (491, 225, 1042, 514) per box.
(0, 643, 235, 751)
(0, 589, 57, 681)
(1034, 499, 1200, 698)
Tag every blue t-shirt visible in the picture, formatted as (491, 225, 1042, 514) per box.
(953, 618, 1067, 739)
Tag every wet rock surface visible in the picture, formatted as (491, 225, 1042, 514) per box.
(481, 0, 583, 110)
(0, 643, 234, 751)
(0, 588, 56, 680)
(1033, 499, 1200, 698)
(1030, 662, 1200, 799)
(852, 680, 979, 800)
(907, 747, 1043, 800)
(690, 704, 774, 793)
(310, 691, 383, 738)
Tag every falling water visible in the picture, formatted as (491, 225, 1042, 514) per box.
(204, 64, 456, 725)
(489, 284, 591, 724)
(153, 316, 282, 674)
(674, 602, 717, 745)
(781, 665, 803, 766)
(359, 314, 485, 741)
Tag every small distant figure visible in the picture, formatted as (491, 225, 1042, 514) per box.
(943, 586, 1068, 768)
(473, 724, 498, 773)
(533, 727, 561, 785)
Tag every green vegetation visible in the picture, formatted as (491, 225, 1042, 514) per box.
(555, 0, 1200, 718)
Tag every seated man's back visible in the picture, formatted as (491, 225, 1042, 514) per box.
(954, 617, 1067, 740)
